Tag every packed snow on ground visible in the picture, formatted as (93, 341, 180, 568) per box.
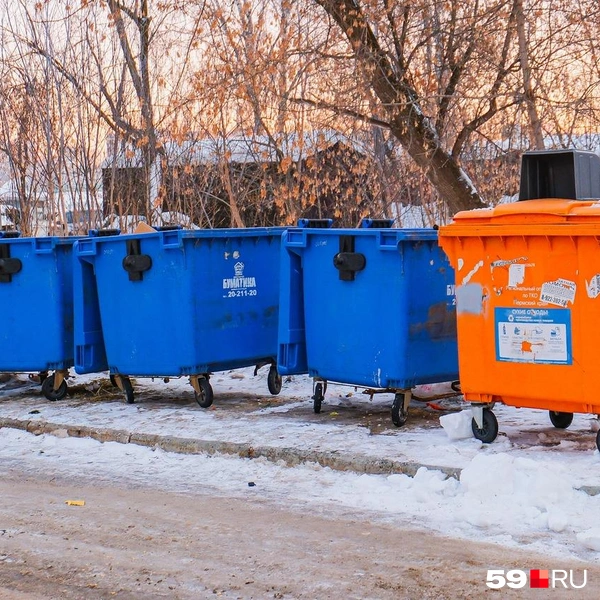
(0, 367, 599, 564)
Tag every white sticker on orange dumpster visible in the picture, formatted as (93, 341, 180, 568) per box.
(540, 279, 576, 307)
(508, 264, 526, 288)
(490, 256, 528, 269)
(461, 260, 484, 285)
(586, 275, 600, 299)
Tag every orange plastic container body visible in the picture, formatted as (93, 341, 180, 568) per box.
(438, 199, 600, 415)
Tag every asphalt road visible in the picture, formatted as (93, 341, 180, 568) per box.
(1, 471, 599, 600)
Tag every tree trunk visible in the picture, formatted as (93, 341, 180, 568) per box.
(515, 0, 545, 150)
(107, 0, 158, 224)
(315, 0, 486, 215)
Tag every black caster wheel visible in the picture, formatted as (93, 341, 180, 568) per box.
(549, 411, 573, 429)
(312, 382, 324, 414)
(195, 378, 214, 408)
(596, 429, 600, 453)
(267, 366, 282, 395)
(471, 408, 498, 443)
(391, 393, 408, 427)
(41, 374, 68, 401)
(120, 376, 135, 404)
(451, 380, 461, 393)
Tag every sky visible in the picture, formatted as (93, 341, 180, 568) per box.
(0, 366, 599, 565)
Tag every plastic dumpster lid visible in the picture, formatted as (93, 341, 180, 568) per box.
(440, 199, 600, 229)
(88, 228, 121, 237)
(519, 149, 600, 201)
(296, 218, 334, 228)
(359, 218, 395, 228)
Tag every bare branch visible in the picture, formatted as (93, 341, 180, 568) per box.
(291, 96, 391, 129)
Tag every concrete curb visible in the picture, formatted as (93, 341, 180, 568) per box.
(1, 416, 598, 495)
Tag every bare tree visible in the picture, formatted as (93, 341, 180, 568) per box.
(6, 1, 207, 227)
(5, 0, 600, 233)
(297, 0, 534, 214)
(514, 0, 545, 149)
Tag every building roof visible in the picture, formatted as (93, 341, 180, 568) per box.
(103, 130, 367, 168)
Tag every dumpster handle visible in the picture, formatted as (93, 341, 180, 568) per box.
(0, 244, 22, 283)
(333, 235, 366, 281)
(88, 228, 121, 237)
(122, 239, 152, 281)
(296, 218, 333, 229)
(359, 218, 394, 228)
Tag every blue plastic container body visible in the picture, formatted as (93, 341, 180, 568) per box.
(278, 227, 458, 388)
(0, 236, 78, 371)
(74, 227, 283, 377)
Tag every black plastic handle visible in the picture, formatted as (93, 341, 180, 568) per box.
(0, 245, 21, 283)
(333, 252, 366, 281)
(122, 239, 152, 281)
(333, 235, 366, 281)
(0, 257, 22, 281)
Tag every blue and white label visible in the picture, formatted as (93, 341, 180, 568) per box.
(494, 307, 572, 365)
(222, 261, 258, 298)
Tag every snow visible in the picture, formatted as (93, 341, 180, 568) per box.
(578, 529, 600, 551)
(100, 210, 201, 232)
(104, 131, 366, 168)
(0, 368, 599, 564)
(439, 410, 473, 440)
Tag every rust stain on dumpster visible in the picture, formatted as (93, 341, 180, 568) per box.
(410, 302, 457, 339)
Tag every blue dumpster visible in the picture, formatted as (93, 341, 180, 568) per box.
(277, 220, 459, 425)
(0, 233, 82, 400)
(73, 227, 284, 406)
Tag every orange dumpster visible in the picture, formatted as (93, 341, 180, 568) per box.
(439, 198, 600, 449)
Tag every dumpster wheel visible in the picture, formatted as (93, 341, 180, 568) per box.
(41, 373, 68, 401)
(267, 366, 282, 395)
(391, 392, 410, 427)
(596, 430, 600, 453)
(471, 408, 498, 443)
(122, 376, 135, 404)
(312, 382, 324, 414)
(111, 375, 135, 404)
(194, 377, 214, 409)
(113, 375, 135, 404)
(549, 411, 573, 429)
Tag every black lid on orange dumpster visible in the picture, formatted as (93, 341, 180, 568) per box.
(519, 149, 600, 201)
